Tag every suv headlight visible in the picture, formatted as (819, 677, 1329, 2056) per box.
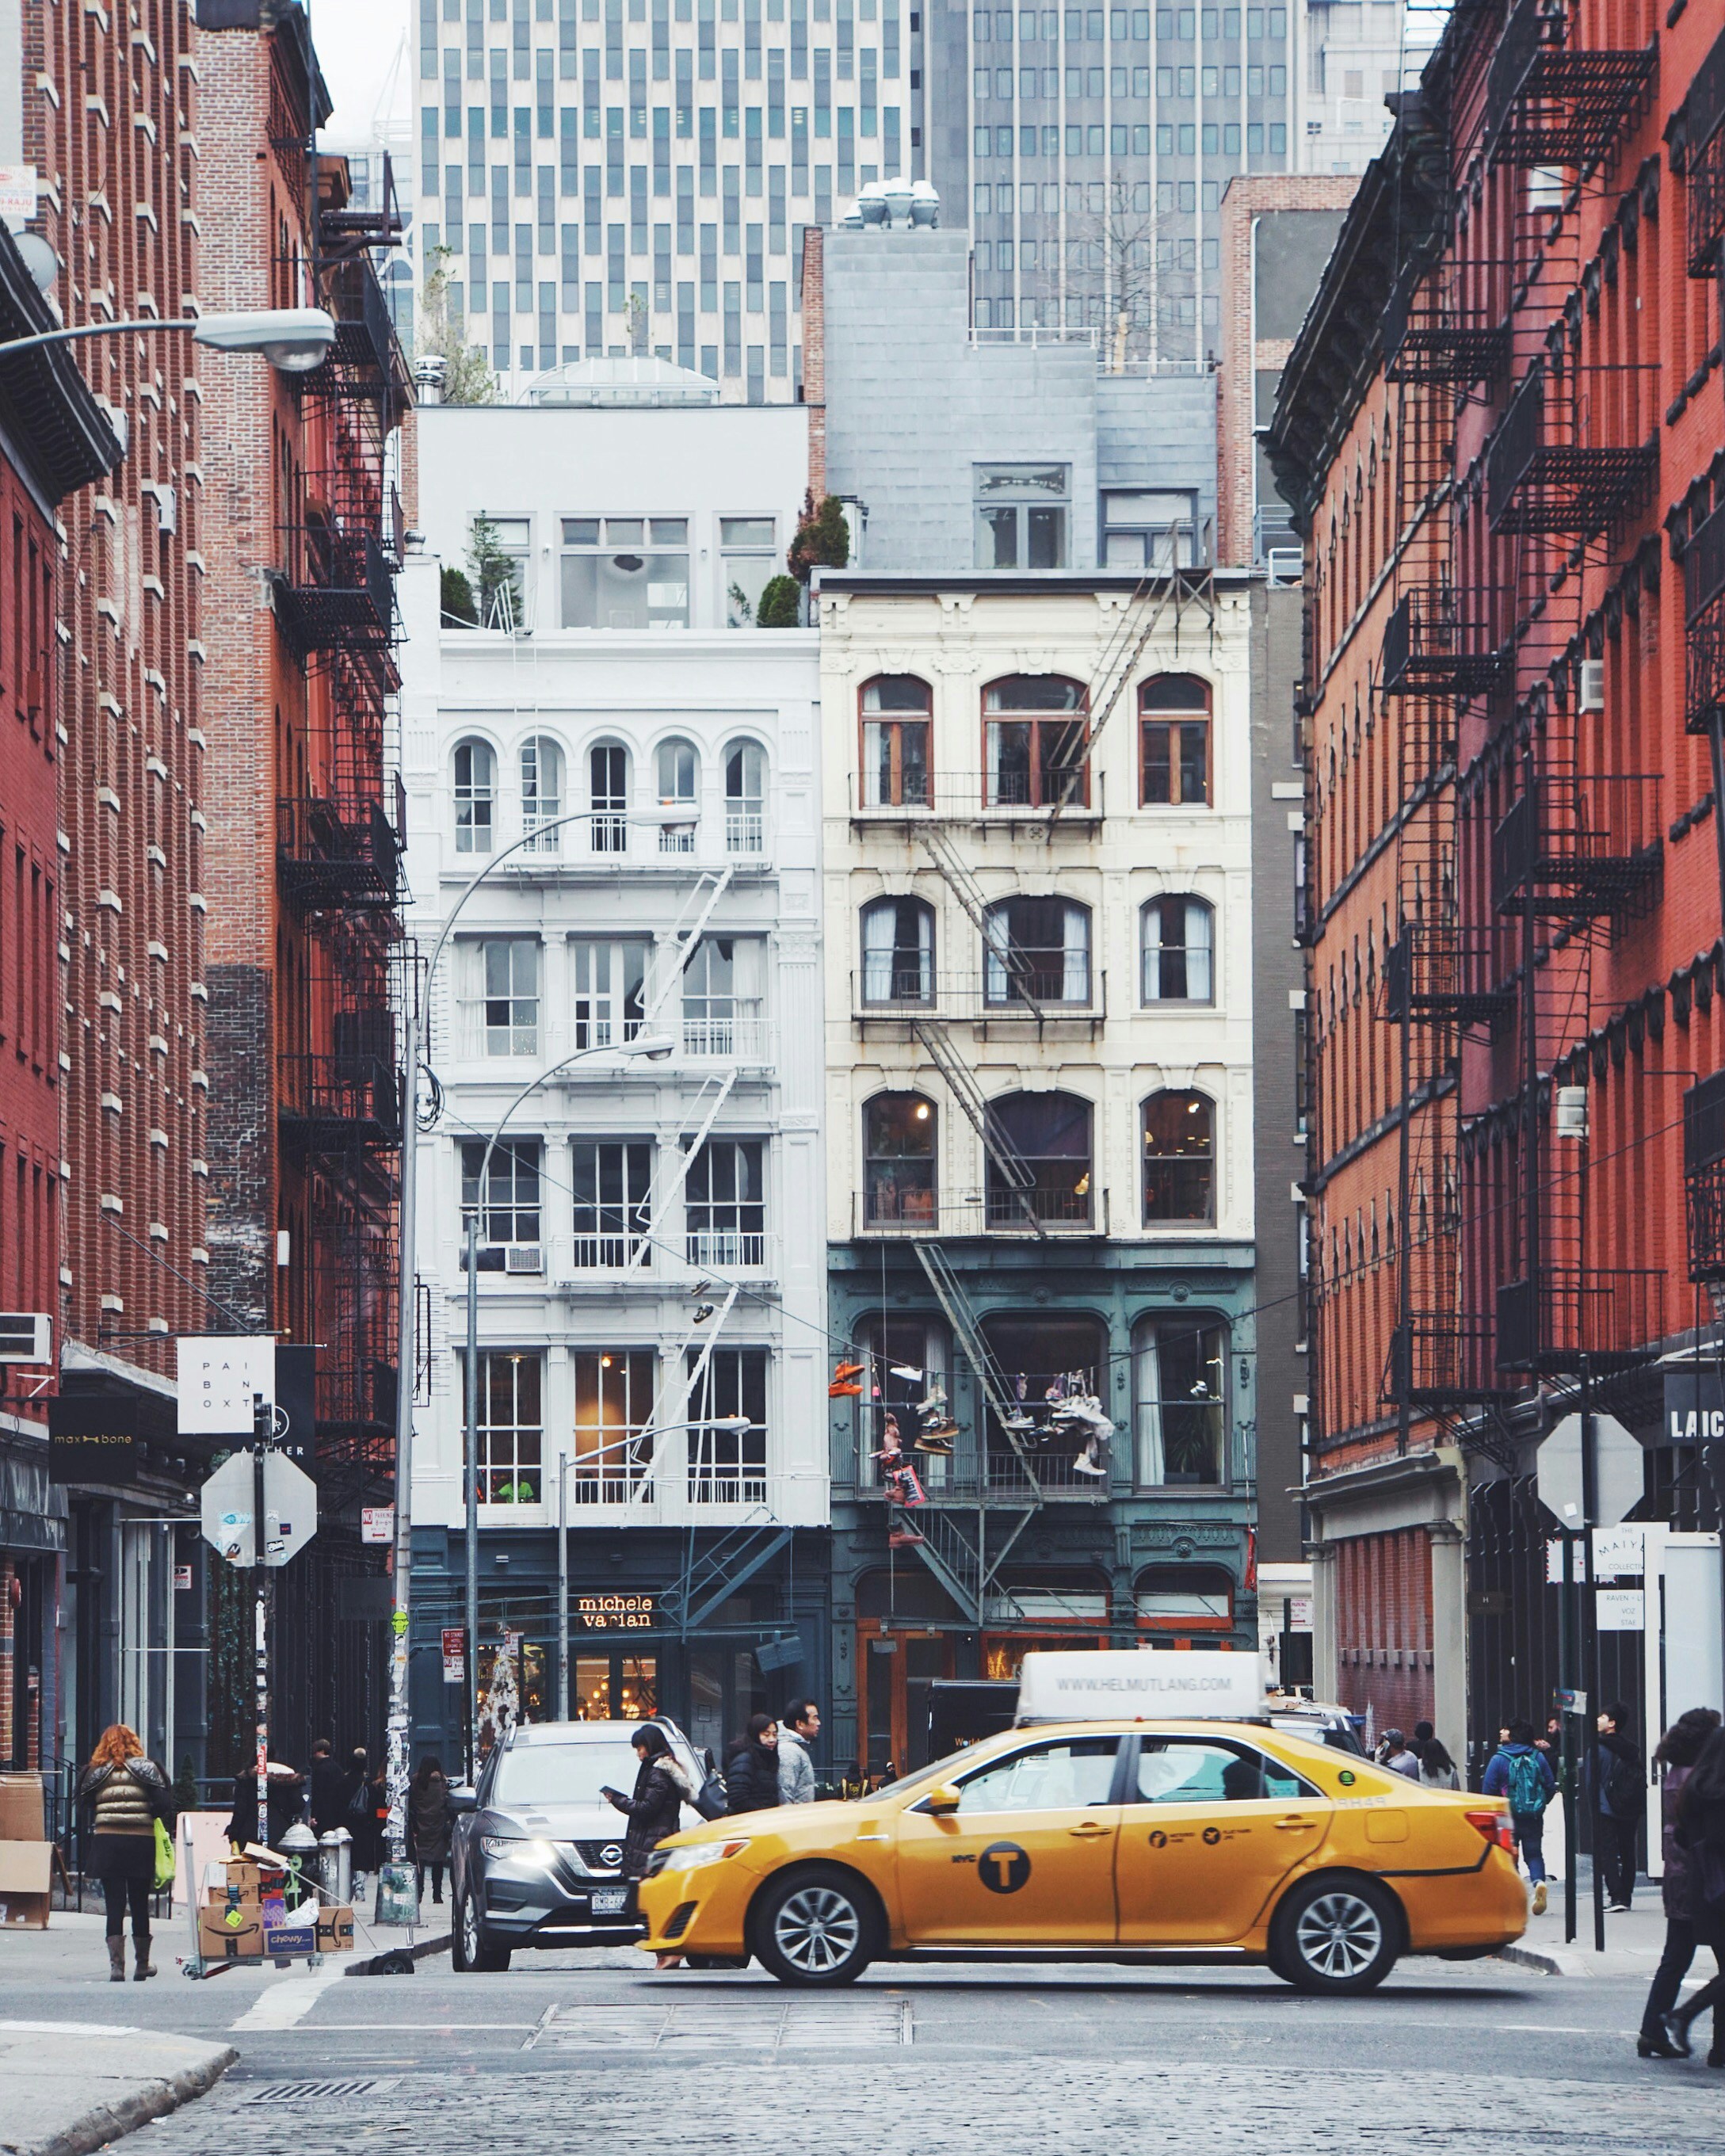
(652, 1837, 751, 1876)
(481, 1834, 558, 1867)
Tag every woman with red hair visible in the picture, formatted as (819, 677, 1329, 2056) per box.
(78, 1723, 175, 1982)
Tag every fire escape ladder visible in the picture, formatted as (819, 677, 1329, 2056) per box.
(620, 1070, 738, 1275)
(1045, 541, 1217, 836)
(662, 1521, 795, 1636)
(640, 866, 737, 1032)
(914, 823, 1045, 1021)
(908, 1017, 1046, 1237)
(914, 1244, 1044, 1485)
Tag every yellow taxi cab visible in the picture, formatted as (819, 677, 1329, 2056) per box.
(637, 1671, 1525, 1994)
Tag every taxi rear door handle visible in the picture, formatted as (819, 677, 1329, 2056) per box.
(1273, 1816, 1319, 1830)
(1067, 1822, 1112, 1838)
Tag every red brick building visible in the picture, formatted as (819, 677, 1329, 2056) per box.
(1270, 0, 1725, 1766)
(0, 225, 120, 1769)
(196, 0, 410, 1767)
(22, 0, 216, 1776)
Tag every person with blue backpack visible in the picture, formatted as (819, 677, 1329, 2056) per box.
(1484, 1719, 1557, 1916)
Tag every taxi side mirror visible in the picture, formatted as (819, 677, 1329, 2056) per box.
(925, 1784, 963, 1817)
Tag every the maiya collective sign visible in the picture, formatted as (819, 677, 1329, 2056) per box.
(574, 1593, 656, 1631)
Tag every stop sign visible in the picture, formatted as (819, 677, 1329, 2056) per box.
(199, 1449, 318, 1566)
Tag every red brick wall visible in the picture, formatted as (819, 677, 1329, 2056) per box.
(25, 0, 207, 1368)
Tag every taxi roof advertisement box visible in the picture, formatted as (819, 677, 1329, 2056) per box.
(1016, 1650, 1271, 1725)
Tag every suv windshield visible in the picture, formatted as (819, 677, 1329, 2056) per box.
(493, 1740, 644, 1809)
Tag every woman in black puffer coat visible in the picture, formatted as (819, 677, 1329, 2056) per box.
(723, 1714, 782, 1814)
(603, 1723, 696, 1967)
(1662, 1724, 1725, 2065)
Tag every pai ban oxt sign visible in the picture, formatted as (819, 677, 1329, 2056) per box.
(575, 1593, 656, 1631)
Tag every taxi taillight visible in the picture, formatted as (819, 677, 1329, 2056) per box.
(1464, 1807, 1515, 1853)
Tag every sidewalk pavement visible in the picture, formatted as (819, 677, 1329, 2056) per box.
(0, 2006, 235, 2156)
(1499, 1885, 1670, 1979)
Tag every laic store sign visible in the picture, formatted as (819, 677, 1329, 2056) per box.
(1664, 1364, 1725, 1444)
(575, 1594, 656, 1631)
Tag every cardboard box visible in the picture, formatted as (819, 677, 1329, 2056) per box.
(0, 1842, 52, 1896)
(0, 1773, 45, 1842)
(202, 1886, 261, 1914)
(315, 1903, 356, 1953)
(197, 1906, 265, 1959)
(261, 1917, 317, 1958)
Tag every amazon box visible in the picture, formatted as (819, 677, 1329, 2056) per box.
(315, 1903, 355, 1952)
(197, 1906, 265, 1959)
(0, 1772, 45, 1842)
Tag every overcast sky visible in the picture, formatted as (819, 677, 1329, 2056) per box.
(309, 0, 409, 142)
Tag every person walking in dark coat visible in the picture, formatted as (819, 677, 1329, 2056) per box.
(78, 1723, 175, 1983)
(602, 1723, 697, 1968)
(346, 1749, 386, 1883)
(1659, 1724, 1725, 2065)
(1590, 1703, 1644, 1913)
(1637, 1707, 1722, 2059)
(407, 1756, 455, 1906)
(307, 1738, 348, 1837)
(724, 1715, 783, 1814)
(224, 1761, 306, 1851)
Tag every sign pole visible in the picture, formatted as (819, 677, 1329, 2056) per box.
(464, 1209, 480, 1780)
(558, 1454, 569, 1722)
(251, 1393, 270, 1849)
(1560, 1528, 1578, 1947)
(1581, 1360, 1605, 1956)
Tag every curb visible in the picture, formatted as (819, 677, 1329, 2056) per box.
(345, 1929, 451, 1975)
(1498, 1943, 1570, 1976)
(23, 2046, 238, 2156)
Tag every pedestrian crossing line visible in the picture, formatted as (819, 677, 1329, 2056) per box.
(230, 1963, 349, 2032)
(529, 1998, 913, 2052)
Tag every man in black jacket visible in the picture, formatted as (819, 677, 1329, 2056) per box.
(1591, 1703, 1643, 1914)
(307, 1739, 348, 1837)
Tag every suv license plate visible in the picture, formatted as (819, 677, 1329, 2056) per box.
(590, 1887, 629, 1915)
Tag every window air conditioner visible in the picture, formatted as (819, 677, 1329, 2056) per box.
(1578, 658, 1605, 712)
(0, 1313, 52, 1362)
(504, 1245, 544, 1274)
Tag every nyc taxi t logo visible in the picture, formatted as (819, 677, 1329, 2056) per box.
(953, 1841, 1032, 1892)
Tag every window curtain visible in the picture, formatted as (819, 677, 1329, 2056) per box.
(1063, 902, 1090, 1002)
(863, 902, 899, 1001)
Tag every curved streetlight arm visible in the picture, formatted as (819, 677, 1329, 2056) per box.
(0, 314, 203, 357)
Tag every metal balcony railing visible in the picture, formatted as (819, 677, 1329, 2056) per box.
(277, 796, 400, 912)
(1379, 589, 1507, 699)
(852, 968, 1107, 1025)
(277, 1050, 403, 1149)
(1495, 1267, 1666, 1376)
(1383, 924, 1514, 1028)
(1685, 502, 1725, 735)
(1383, 264, 1509, 387)
(849, 771, 1106, 821)
(1685, 1069, 1725, 1282)
(1684, 26, 1725, 275)
(1490, 774, 1662, 919)
(1483, 0, 1656, 177)
(1485, 363, 1658, 538)
(1387, 1316, 1518, 1408)
(274, 527, 395, 653)
(851, 1187, 1109, 1238)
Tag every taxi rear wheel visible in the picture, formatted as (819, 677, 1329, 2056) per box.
(1272, 1876, 1399, 1995)
(752, 1866, 878, 1986)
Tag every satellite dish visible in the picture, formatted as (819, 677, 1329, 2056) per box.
(13, 232, 59, 295)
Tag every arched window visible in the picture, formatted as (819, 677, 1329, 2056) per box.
(985, 1090, 1093, 1231)
(1132, 1312, 1227, 1487)
(725, 738, 766, 853)
(1139, 674, 1212, 807)
(860, 675, 932, 808)
(983, 676, 1089, 809)
(984, 898, 1091, 1006)
(453, 739, 495, 853)
(861, 896, 935, 1005)
(590, 742, 629, 853)
(656, 737, 699, 853)
(1140, 896, 1214, 1004)
(1141, 1089, 1215, 1225)
(520, 736, 563, 852)
(864, 1093, 937, 1227)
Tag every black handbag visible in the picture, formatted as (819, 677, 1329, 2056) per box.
(693, 1753, 729, 1821)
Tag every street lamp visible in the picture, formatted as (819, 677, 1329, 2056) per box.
(551, 1418, 754, 1722)
(0, 306, 337, 372)
(460, 1028, 677, 1766)
(387, 800, 696, 1872)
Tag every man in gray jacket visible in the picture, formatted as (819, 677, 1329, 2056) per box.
(778, 1699, 820, 1803)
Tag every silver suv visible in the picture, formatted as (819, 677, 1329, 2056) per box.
(451, 1718, 706, 1971)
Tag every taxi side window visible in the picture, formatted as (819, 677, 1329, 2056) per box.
(954, 1738, 1120, 1814)
(1130, 1741, 1319, 1804)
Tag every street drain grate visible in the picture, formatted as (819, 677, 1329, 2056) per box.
(244, 2080, 403, 2103)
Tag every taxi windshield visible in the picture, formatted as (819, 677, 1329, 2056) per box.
(870, 1750, 990, 1803)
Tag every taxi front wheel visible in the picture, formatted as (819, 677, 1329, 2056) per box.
(1271, 1876, 1399, 1996)
(753, 1866, 879, 1986)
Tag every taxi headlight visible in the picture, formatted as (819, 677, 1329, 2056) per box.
(654, 1837, 751, 1876)
(481, 1834, 559, 1868)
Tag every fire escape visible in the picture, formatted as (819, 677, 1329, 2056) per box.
(1379, 1, 1662, 1428)
(860, 551, 1214, 1625)
(275, 159, 414, 1509)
